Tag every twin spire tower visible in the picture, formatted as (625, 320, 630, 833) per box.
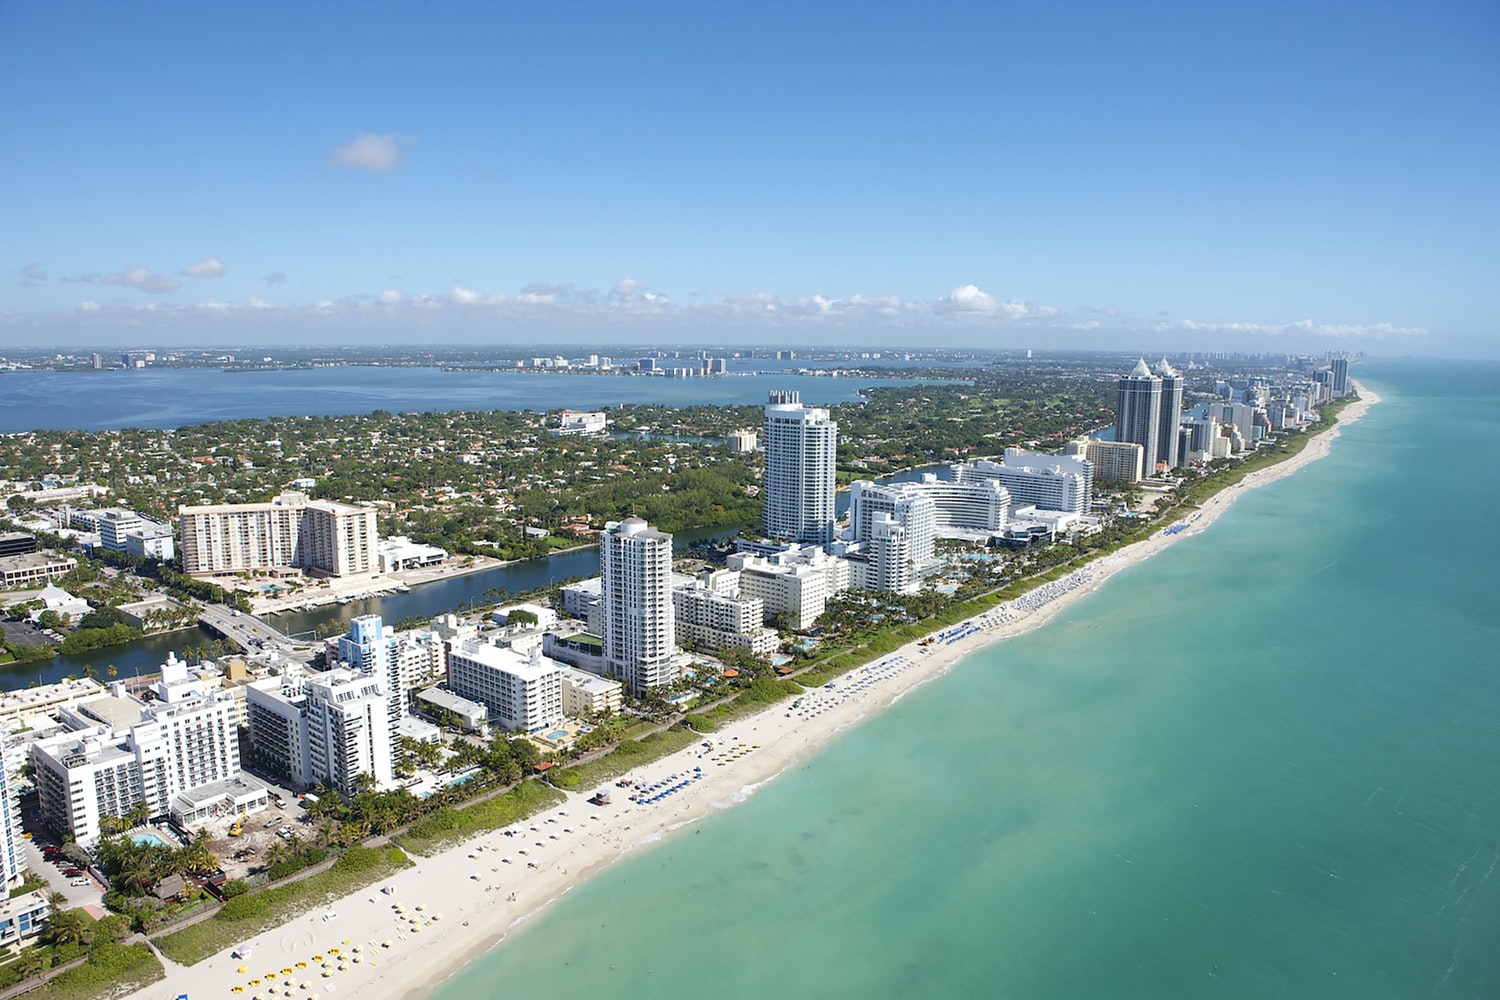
(1115, 358, 1185, 474)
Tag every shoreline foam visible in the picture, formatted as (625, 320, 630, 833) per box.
(124, 384, 1378, 1000)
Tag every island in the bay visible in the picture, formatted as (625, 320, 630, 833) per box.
(0, 346, 1361, 999)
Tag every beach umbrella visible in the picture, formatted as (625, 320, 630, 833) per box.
(382, 941, 392, 949)
(239, 966, 250, 975)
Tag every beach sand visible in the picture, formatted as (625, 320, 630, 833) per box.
(125, 385, 1377, 1000)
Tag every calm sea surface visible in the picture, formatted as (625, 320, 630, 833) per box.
(0, 366, 960, 432)
(433, 359, 1500, 1000)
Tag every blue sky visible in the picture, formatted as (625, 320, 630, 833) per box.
(2, 1, 1496, 355)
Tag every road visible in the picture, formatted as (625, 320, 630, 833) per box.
(196, 605, 295, 653)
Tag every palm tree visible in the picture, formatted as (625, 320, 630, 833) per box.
(42, 908, 93, 948)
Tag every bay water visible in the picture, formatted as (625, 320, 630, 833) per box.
(432, 359, 1500, 999)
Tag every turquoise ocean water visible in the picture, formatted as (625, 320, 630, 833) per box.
(434, 360, 1499, 999)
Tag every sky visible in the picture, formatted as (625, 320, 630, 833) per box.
(2, 1, 1496, 356)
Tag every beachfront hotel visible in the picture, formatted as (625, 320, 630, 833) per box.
(1082, 439, 1146, 484)
(446, 638, 567, 734)
(246, 668, 396, 796)
(600, 517, 679, 695)
(672, 573, 780, 656)
(178, 491, 378, 578)
(30, 659, 245, 846)
(726, 544, 851, 631)
(955, 450, 1092, 516)
(762, 390, 838, 545)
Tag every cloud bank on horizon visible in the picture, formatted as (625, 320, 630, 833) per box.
(0, 268, 1429, 351)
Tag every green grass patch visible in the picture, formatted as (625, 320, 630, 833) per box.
(154, 845, 412, 966)
(394, 780, 565, 857)
(553, 725, 703, 790)
(23, 941, 163, 1000)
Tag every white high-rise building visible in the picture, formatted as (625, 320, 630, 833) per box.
(447, 639, 566, 734)
(1115, 359, 1163, 473)
(672, 575, 779, 656)
(866, 512, 923, 593)
(846, 481, 937, 592)
(0, 731, 25, 888)
(246, 669, 395, 796)
(31, 667, 241, 846)
(178, 491, 378, 578)
(305, 670, 395, 795)
(956, 450, 1092, 515)
(725, 544, 851, 630)
(762, 391, 838, 544)
(600, 518, 678, 695)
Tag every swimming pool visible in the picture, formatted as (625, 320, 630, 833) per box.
(545, 730, 569, 741)
(132, 832, 168, 848)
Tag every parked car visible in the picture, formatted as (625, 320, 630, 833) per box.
(68, 877, 90, 887)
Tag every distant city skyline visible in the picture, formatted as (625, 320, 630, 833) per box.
(2, 2, 1495, 356)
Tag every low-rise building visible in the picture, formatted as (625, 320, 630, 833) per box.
(125, 524, 176, 561)
(0, 890, 50, 952)
(551, 410, 608, 435)
(560, 667, 623, 717)
(414, 687, 489, 733)
(0, 552, 78, 588)
(377, 535, 446, 573)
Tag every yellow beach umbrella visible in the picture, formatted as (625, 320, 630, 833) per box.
(239, 966, 250, 975)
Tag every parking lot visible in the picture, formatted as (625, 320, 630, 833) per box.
(23, 837, 103, 909)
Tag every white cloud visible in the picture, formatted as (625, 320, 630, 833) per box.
(934, 284, 1058, 319)
(8, 280, 1426, 352)
(79, 266, 181, 294)
(180, 257, 226, 278)
(330, 132, 410, 173)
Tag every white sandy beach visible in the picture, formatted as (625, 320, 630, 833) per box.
(124, 385, 1377, 1000)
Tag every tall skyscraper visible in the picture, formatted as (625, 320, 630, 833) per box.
(1331, 357, 1349, 396)
(762, 390, 838, 544)
(1154, 358, 1185, 470)
(1115, 359, 1162, 474)
(600, 518, 678, 695)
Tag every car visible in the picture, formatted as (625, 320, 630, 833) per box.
(69, 878, 90, 887)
